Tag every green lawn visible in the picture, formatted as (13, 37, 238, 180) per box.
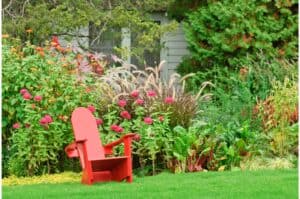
(3, 169, 298, 199)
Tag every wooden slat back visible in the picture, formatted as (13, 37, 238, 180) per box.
(71, 107, 105, 160)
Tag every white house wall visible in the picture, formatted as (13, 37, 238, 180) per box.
(161, 22, 189, 81)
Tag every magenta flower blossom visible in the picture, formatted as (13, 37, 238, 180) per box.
(133, 134, 141, 141)
(117, 126, 124, 133)
(39, 117, 48, 125)
(23, 92, 32, 100)
(130, 90, 139, 98)
(87, 105, 96, 113)
(34, 95, 42, 102)
(44, 115, 53, 123)
(39, 115, 53, 126)
(120, 111, 131, 120)
(110, 124, 124, 133)
(135, 99, 144, 105)
(144, 117, 153, 125)
(147, 90, 157, 97)
(164, 96, 174, 104)
(20, 88, 28, 95)
(96, 118, 103, 126)
(118, 99, 127, 107)
(13, 123, 20, 129)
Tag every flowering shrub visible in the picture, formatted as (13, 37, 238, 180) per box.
(2, 37, 101, 176)
(2, 36, 212, 177)
(92, 62, 212, 175)
(98, 62, 212, 128)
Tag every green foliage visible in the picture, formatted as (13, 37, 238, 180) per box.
(179, 0, 298, 71)
(2, 0, 177, 61)
(178, 55, 298, 170)
(257, 78, 298, 157)
(2, 38, 98, 176)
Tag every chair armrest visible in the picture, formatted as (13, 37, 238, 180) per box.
(65, 139, 87, 158)
(103, 133, 136, 155)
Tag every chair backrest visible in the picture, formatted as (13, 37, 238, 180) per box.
(71, 107, 105, 160)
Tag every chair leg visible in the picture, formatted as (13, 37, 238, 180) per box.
(81, 172, 93, 185)
(126, 175, 132, 183)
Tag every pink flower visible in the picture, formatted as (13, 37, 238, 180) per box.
(23, 92, 32, 100)
(120, 111, 131, 120)
(39, 115, 53, 126)
(44, 115, 53, 123)
(110, 124, 123, 133)
(135, 99, 144, 105)
(118, 99, 127, 107)
(39, 117, 48, 125)
(147, 90, 157, 97)
(87, 105, 96, 113)
(117, 126, 124, 133)
(96, 118, 103, 126)
(20, 88, 28, 95)
(164, 96, 174, 104)
(144, 117, 153, 125)
(13, 123, 20, 129)
(133, 134, 141, 141)
(158, 116, 164, 122)
(130, 90, 139, 98)
(34, 95, 42, 102)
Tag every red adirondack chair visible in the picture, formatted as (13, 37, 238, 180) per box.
(65, 107, 136, 185)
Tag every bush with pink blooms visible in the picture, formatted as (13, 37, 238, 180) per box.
(2, 37, 212, 177)
(2, 38, 102, 176)
(93, 63, 212, 175)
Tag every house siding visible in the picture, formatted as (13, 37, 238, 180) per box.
(161, 23, 189, 80)
(59, 13, 190, 80)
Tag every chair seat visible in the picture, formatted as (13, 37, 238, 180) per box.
(91, 156, 129, 171)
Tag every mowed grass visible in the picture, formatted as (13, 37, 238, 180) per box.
(3, 169, 298, 199)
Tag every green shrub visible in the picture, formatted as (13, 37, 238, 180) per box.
(2, 38, 99, 176)
(180, 0, 298, 71)
(256, 78, 298, 157)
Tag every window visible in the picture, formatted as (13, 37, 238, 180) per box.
(89, 23, 121, 54)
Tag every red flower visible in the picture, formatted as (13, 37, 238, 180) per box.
(133, 134, 141, 141)
(20, 88, 28, 95)
(130, 90, 139, 98)
(118, 99, 127, 107)
(39, 117, 48, 125)
(87, 105, 96, 113)
(147, 90, 157, 97)
(110, 124, 123, 133)
(51, 36, 60, 47)
(34, 95, 42, 102)
(96, 118, 103, 126)
(44, 115, 53, 123)
(13, 123, 20, 129)
(120, 111, 131, 120)
(164, 96, 174, 104)
(144, 117, 153, 125)
(23, 92, 32, 100)
(158, 116, 164, 122)
(135, 99, 144, 105)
